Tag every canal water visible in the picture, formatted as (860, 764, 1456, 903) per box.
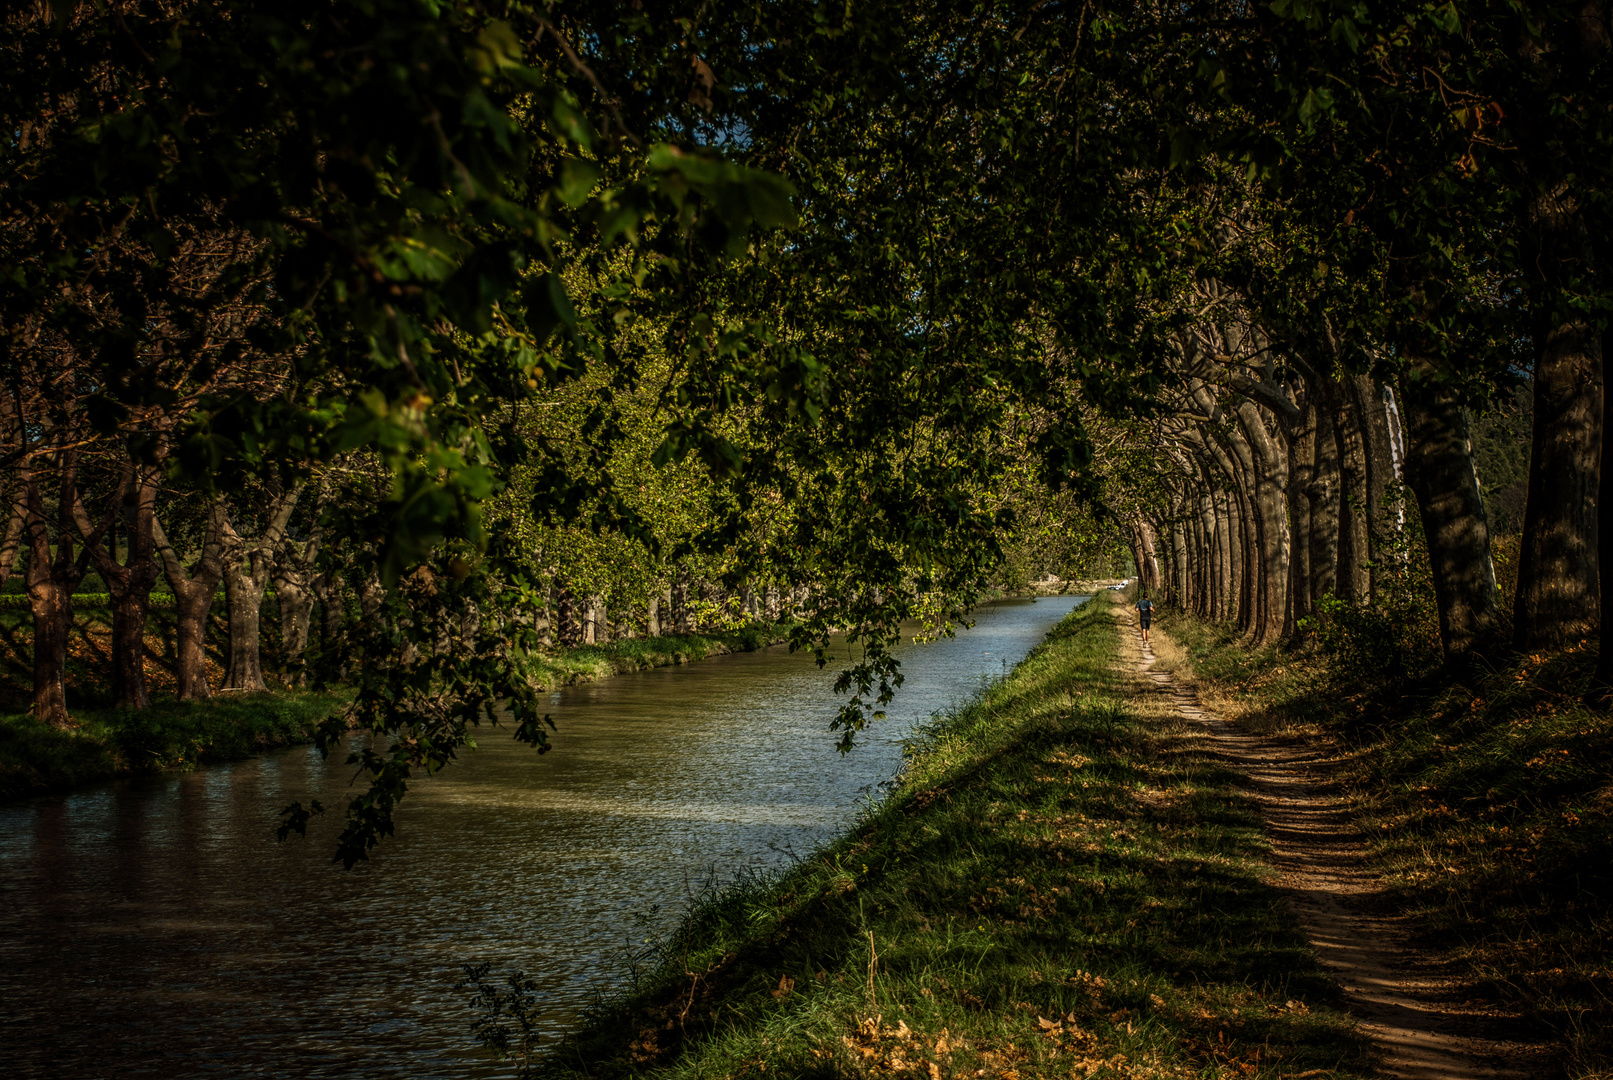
(0, 596, 1085, 1078)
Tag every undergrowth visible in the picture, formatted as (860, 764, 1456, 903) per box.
(521, 596, 1373, 1080)
(1157, 606, 1613, 1078)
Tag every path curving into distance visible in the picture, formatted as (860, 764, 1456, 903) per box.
(1122, 612, 1547, 1080)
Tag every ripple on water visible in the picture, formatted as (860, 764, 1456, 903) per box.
(0, 596, 1085, 1078)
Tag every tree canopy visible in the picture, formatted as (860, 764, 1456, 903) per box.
(3, 0, 1607, 862)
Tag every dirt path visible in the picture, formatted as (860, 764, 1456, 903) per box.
(1123, 619, 1549, 1080)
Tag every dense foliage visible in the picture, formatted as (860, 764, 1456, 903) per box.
(2, 0, 1608, 865)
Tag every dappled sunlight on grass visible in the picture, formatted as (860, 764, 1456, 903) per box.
(529, 597, 1371, 1080)
(1159, 608, 1613, 1078)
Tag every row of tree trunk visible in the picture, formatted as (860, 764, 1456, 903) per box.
(1127, 308, 1603, 667)
(3, 450, 804, 727)
(540, 574, 797, 648)
(1, 455, 324, 726)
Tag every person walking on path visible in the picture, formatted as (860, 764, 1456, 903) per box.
(1135, 591, 1154, 645)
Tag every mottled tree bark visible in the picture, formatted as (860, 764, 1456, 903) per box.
(1169, 514, 1189, 610)
(1400, 373, 1500, 658)
(1597, 326, 1613, 690)
(1515, 188, 1603, 649)
(583, 595, 607, 644)
(672, 570, 690, 634)
(73, 462, 161, 710)
(1516, 1, 1608, 651)
(1136, 520, 1162, 594)
(1287, 391, 1317, 636)
(316, 569, 347, 651)
(1309, 396, 1342, 604)
(220, 489, 300, 692)
(1194, 496, 1215, 618)
(1515, 319, 1602, 649)
(274, 532, 322, 686)
(1352, 375, 1402, 601)
(0, 494, 22, 584)
(554, 578, 578, 645)
(1330, 378, 1373, 603)
(1234, 401, 1290, 645)
(153, 501, 226, 702)
(22, 457, 98, 727)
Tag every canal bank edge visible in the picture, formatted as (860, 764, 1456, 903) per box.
(0, 689, 352, 803)
(520, 625, 786, 691)
(527, 593, 1375, 1080)
(0, 626, 785, 803)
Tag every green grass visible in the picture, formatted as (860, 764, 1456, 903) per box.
(516, 597, 1372, 1080)
(522, 625, 783, 689)
(1157, 609, 1613, 1078)
(0, 690, 351, 801)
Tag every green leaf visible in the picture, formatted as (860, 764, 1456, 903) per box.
(521, 271, 576, 344)
(557, 157, 602, 208)
(1297, 87, 1335, 129)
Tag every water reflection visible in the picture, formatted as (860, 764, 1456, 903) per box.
(0, 596, 1084, 1078)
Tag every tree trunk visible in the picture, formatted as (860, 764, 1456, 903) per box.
(583, 595, 606, 644)
(1309, 396, 1342, 605)
(1235, 401, 1290, 645)
(1215, 491, 1233, 623)
(1288, 392, 1318, 635)
(222, 562, 267, 690)
(1515, 306, 1603, 649)
(274, 533, 321, 686)
(1352, 375, 1401, 601)
(29, 572, 74, 725)
(74, 462, 161, 710)
(1216, 423, 1262, 640)
(672, 570, 690, 634)
(173, 585, 216, 701)
(555, 578, 577, 646)
(1169, 515, 1189, 610)
(1330, 378, 1373, 603)
(1400, 372, 1500, 658)
(1515, 5, 1607, 649)
(0, 494, 22, 583)
(1200, 494, 1222, 619)
(22, 458, 99, 727)
(1597, 323, 1613, 688)
(1194, 497, 1213, 616)
(1141, 520, 1162, 593)
(219, 490, 300, 692)
(317, 569, 347, 651)
(153, 501, 226, 701)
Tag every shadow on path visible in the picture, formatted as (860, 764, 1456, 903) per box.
(1123, 616, 1552, 1080)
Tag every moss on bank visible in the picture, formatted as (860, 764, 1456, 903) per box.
(1157, 608, 1613, 1078)
(0, 690, 351, 801)
(519, 596, 1370, 1080)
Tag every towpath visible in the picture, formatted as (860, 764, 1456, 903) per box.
(1122, 613, 1548, 1080)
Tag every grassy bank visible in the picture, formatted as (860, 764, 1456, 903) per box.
(517, 596, 1371, 1080)
(1155, 609, 1613, 1077)
(522, 626, 783, 690)
(0, 689, 351, 801)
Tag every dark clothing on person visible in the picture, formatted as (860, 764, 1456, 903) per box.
(1135, 598, 1153, 629)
